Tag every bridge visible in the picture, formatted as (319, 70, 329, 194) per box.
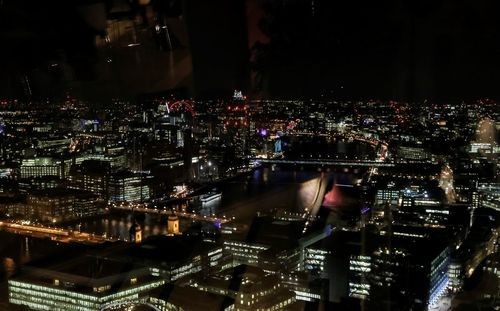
(254, 158, 395, 167)
(109, 202, 230, 224)
(0, 221, 114, 244)
(256, 128, 391, 168)
(287, 130, 387, 147)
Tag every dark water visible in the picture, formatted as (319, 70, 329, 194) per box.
(0, 232, 65, 303)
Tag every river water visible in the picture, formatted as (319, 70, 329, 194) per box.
(77, 167, 324, 241)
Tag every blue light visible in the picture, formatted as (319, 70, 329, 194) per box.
(275, 140, 282, 153)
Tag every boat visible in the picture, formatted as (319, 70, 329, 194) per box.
(200, 191, 222, 203)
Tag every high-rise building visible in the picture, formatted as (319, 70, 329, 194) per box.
(346, 231, 450, 309)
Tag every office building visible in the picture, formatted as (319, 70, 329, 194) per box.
(109, 170, 150, 203)
(68, 160, 111, 201)
(8, 255, 165, 311)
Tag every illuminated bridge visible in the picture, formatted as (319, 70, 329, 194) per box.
(289, 130, 387, 147)
(260, 129, 390, 168)
(254, 158, 395, 167)
(0, 221, 113, 244)
(109, 203, 230, 224)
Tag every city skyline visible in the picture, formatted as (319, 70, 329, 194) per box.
(0, 1, 499, 311)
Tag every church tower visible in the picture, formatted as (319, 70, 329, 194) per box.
(167, 215, 180, 235)
(129, 222, 142, 243)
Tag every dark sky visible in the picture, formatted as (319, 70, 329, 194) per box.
(252, 0, 500, 101)
(1, 0, 500, 101)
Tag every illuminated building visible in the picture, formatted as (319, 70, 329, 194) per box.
(428, 247, 451, 306)
(392, 186, 450, 227)
(68, 160, 110, 201)
(376, 189, 400, 204)
(228, 216, 307, 273)
(145, 284, 235, 311)
(477, 183, 500, 211)
(109, 170, 150, 203)
(472, 190, 480, 209)
(481, 253, 500, 301)
(73, 191, 99, 219)
(469, 142, 494, 154)
(83, 152, 127, 169)
(278, 272, 326, 303)
(23, 188, 97, 223)
(8, 255, 165, 311)
(303, 248, 330, 277)
(184, 265, 296, 311)
(345, 229, 451, 309)
(2, 195, 26, 218)
(20, 157, 69, 179)
(222, 219, 305, 268)
(447, 260, 464, 293)
(121, 235, 231, 282)
(18, 176, 61, 192)
(375, 189, 400, 206)
(35, 136, 71, 153)
(223, 240, 269, 266)
(349, 255, 371, 300)
(396, 146, 432, 162)
(375, 163, 441, 180)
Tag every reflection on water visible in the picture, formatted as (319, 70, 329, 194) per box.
(74, 168, 324, 240)
(78, 213, 172, 241)
(0, 232, 61, 285)
(3, 258, 15, 279)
